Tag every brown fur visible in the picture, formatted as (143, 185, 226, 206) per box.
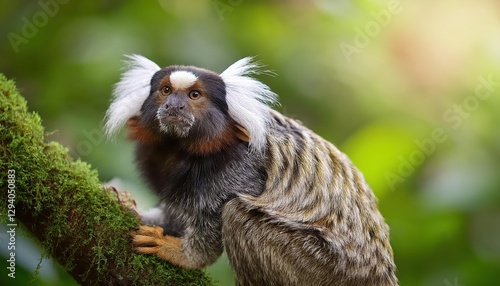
(182, 124, 242, 155)
(126, 116, 160, 143)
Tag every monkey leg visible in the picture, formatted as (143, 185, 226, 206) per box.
(132, 225, 194, 268)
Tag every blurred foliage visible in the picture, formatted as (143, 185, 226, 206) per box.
(1, 0, 500, 285)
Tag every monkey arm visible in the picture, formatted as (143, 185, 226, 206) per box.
(110, 190, 193, 267)
(140, 202, 186, 237)
(133, 220, 223, 270)
(133, 203, 224, 269)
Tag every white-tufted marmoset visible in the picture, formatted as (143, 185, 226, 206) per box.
(105, 55, 398, 286)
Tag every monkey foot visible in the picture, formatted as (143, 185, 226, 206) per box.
(132, 225, 186, 265)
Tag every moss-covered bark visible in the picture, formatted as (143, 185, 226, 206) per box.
(0, 74, 215, 285)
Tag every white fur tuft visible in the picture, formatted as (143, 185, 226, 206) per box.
(104, 54, 161, 137)
(170, 70, 198, 90)
(220, 57, 278, 152)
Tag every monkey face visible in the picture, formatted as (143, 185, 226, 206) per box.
(140, 67, 230, 140)
(155, 86, 197, 138)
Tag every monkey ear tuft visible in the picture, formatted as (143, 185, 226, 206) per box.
(220, 57, 278, 152)
(104, 54, 161, 138)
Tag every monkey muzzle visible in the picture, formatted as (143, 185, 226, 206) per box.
(156, 106, 195, 137)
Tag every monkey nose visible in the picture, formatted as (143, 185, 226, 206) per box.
(165, 104, 185, 111)
(164, 93, 187, 111)
(164, 100, 185, 111)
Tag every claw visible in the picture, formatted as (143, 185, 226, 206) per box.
(106, 185, 139, 217)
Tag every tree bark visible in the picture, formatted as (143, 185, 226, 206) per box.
(0, 74, 215, 286)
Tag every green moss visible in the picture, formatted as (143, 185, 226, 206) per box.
(0, 74, 215, 285)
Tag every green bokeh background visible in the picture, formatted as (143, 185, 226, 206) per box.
(1, 0, 499, 285)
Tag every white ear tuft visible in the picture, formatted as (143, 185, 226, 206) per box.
(220, 57, 278, 152)
(104, 54, 161, 137)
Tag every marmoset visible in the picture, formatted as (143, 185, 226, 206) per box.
(105, 55, 398, 286)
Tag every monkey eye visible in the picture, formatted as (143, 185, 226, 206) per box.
(160, 86, 172, 96)
(188, 90, 202, 100)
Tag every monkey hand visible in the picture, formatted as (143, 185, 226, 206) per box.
(107, 186, 139, 217)
(132, 225, 192, 269)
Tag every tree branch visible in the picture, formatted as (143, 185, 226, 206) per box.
(0, 74, 215, 286)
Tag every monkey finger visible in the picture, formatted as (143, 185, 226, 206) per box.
(132, 233, 160, 247)
(135, 225, 165, 237)
(105, 184, 140, 217)
(135, 246, 161, 255)
(118, 191, 139, 215)
(132, 225, 166, 248)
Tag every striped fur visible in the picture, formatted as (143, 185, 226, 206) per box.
(224, 111, 398, 285)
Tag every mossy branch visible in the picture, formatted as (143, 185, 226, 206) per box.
(0, 74, 215, 286)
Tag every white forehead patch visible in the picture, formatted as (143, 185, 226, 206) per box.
(169, 71, 198, 90)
